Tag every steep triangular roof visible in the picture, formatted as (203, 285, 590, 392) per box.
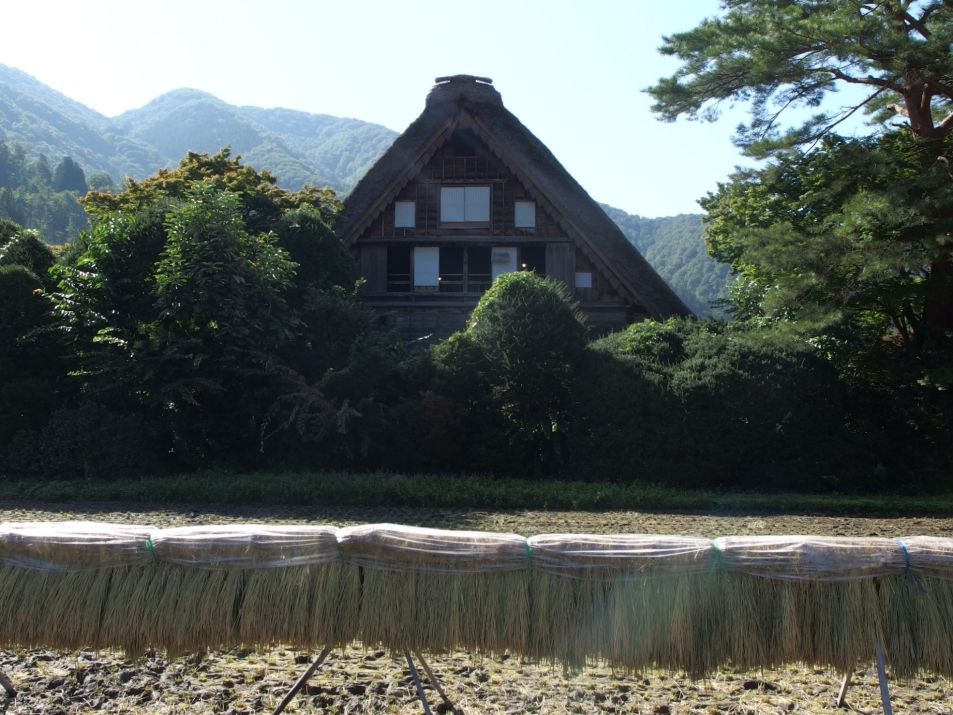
(338, 76, 691, 318)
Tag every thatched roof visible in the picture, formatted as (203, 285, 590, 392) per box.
(338, 76, 691, 318)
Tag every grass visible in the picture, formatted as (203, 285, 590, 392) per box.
(0, 469, 952, 516)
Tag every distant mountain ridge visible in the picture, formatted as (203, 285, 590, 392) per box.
(0, 65, 398, 192)
(0, 63, 730, 314)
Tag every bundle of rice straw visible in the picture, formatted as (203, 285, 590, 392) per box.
(0, 522, 154, 653)
(879, 536, 953, 678)
(525, 534, 715, 674)
(149, 525, 352, 655)
(713, 536, 905, 672)
(337, 524, 528, 654)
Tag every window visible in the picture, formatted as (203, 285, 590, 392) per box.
(467, 247, 492, 293)
(491, 247, 517, 280)
(575, 272, 593, 289)
(514, 201, 536, 228)
(386, 247, 411, 292)
(439, 246, 464, 292)
(394, 201, 415, 228)
(520, 246, 546, 274)
(441, 186, 490, 222)
(414, 247, 440, 290)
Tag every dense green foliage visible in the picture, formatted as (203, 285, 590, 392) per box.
(647, 0, 953, 155)
(647, 0, 953, 481)
(0, 141, 94, 244)
(0, 151, 368, 476)
(601, 206, 731, 315)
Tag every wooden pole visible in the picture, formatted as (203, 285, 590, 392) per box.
(875, 641, 893, 715)
(271, 646, 332, 715)
(0, 669, 15, 697)
(836, 670, 851, 708)
(413, 650, 459, 714)
(404, 650, 433, 715)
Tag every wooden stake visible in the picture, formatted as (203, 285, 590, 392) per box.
(0, 669, 14, 697)
(836, 670, 851, 708)
(404, 650, 433, 715)
(271, 646, 332, 715)
(875, 641, 893, 715)
(413, 650, 460, 714)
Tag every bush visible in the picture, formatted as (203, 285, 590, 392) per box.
(3, 402, 159, 479)
(566, 319, 879, 490)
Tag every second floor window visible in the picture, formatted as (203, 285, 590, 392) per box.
(440, 186, 490, 222)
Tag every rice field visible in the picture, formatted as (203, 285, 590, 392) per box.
(0, 500, 951, 714)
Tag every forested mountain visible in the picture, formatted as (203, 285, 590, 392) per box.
(0, 63, 731, 307)
(601, 205, 730, 315)
(0, 65, 397, 192)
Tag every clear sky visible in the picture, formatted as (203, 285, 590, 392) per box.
(4, 1, 790, 217)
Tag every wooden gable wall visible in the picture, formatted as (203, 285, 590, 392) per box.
(351, 130, 642, 338)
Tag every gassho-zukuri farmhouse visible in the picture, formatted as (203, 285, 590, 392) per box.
(337, 75, 691, 341)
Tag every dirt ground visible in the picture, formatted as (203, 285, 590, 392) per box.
(0, 500, 951, 715)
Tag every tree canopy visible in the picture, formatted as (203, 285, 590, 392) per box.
(647, 0, 953, 154)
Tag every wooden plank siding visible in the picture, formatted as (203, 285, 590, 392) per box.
(354, 128, 633, 324)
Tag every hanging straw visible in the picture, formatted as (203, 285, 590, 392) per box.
(525, 534, 716, 674)
(713, 536, 905, 672)
(337, 524, 529, 654)
(149, 525, 351, 656)
(0, 522, 155, 653)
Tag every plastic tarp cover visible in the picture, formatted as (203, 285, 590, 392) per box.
(0, 521, 154, 572)
(713, 535, 908, 581)
(150, 525, 340, 569)
(337, 523, 528, 573)
(899, 536, 953, 580)
(527, 534, 715, 578)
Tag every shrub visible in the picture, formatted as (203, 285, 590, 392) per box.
(3, 402, 158, 479)
(567, 319, 879, 490)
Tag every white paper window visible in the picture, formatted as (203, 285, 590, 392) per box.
(441, 186, 490, 222)
(394, 201, 415, 228)
(514, 201, 536, 228)
(414, 247, 440, 287)
(575, 272, 593, 289)
(491, 247, 518, 280)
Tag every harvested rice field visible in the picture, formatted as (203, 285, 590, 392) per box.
(1, 500, 952, 715)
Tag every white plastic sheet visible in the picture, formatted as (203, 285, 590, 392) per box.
(0, 521, 154, 571)
(527, 534, 715, 577)
(713, 535, 908, 581)
(337, 523, 528, 573)
(150, 525, 340, 569)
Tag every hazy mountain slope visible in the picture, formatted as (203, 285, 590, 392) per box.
(601, 205, 731, 316)
(238, 106, 396, 192)
(0, 64, 165, 179)
(0, 66, 396, 192)
(113, 89, 329, 189)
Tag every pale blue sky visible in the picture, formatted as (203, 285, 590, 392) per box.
(2, 0, 861, 217)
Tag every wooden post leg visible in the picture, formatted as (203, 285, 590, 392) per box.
(875, 641, 893, 715)
(836, 670, 851, 708)
(0, 669, 14, 697)
(413, 650, 459, 714)
(404, 650, 433, 715)
(271, 646, 332, 715)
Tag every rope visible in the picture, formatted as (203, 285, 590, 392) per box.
(525, 539, 533, 575)
(894, 539, 926, 595)
(145, 536, 162, 573)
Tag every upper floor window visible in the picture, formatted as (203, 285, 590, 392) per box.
(441, 186, 490, 222)
(394, 201, 416, 228)
(514, 201, 536, 228)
